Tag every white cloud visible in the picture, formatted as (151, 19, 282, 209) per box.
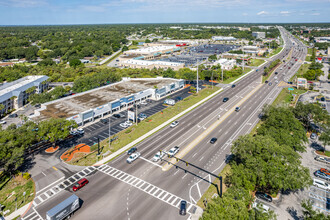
(280, 11, 290, 14)
(257, 11, 268, 15)
(311, 12, 320, 15)
(242, 13, 248, 16)
(0, 0, 47, 7)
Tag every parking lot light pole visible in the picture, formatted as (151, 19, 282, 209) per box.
(109, 114, 111, 149)
(197, 60, 199, 93)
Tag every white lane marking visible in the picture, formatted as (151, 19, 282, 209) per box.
(36, 176, 65, 194)
(192, 153, 197, 158)
(139, 156, 162, 168)
(182, 174, 188, 179)
(199, 156, 204, 161)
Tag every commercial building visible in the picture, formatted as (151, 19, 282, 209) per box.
(252, 32, 266, 39)
(315, 37, 330, 43)
(296, 78, 308, 89)
(0, 75, 49, 114)
(211, 59, 237, 70)
(120, 59, 184, 71)
(33, 77, 185, 125)
(212, 36, 237, 41)
(123, 45, 180, 57)
(243, 46, 260, 54)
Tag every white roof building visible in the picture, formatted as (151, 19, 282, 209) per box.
(212, 36, 237, 41)
(124, 45, 178, 55)
(212, 59, 236, 70)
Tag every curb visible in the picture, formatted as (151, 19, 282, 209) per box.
(94, 88, 224, 166)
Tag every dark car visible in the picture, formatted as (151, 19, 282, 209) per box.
(235, 107, 240, 112)
(179, 200, 187, 215)
(113, 114, 121, 118)
(35, 104, 41, 108)
(223, 97, 229, 102)
(127, 147, 137, 155)
(255, 191, 272, 202)
(265, 80, 269, 83)
(268, 82, 272, 86)
(210, 137, 217, 144)
(231, 84, 236, 88)
(9, 113, 18, 118)
(176, 96, 183, 101)
(100, 119, 108, 124)
(274, 72, 278, 75)
(72, 178, 89, 192)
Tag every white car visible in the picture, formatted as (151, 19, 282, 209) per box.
(274, 76, 278, 80)
(127, 152, 140, 164)
(70, 130, 78, 136)
(138, 117, 145, 121)
(168, 146, 179, 157)
(0, 120, 6, 125)
(170, 121, 179, 128)
(126, 121, 133, 126)
(153, 151, 165, 162)
(77, 128, 84, 135)
(120, 122, 128, 128)
(140, 100, 148, 105)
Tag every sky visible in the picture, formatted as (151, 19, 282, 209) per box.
(0, 0, 329, 25)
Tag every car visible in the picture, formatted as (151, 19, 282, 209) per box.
(268, 82, 272, 86)
(70, 130, 78, 136)
(120, 123, 128, 128)
(231, 84, 236, 88)
(314, 171, 330, 181)
(127, 147, 137, 155)
(320, 168, 330, 176)
(210, 137, 217, 144)
(235, 107, 240, 112)
(77, 128, 84, 135)
(139, 113, 147, 119)
(153, 151, 165, 162)
(100, 119, 108, 124)
(128, 107, 135, 112)
(176, 96, 183, 101)
(0, 120, 6, 125)
(127, 152, 140, 164)
(9, 113, 18, 118)
(179, 200, 187, 215)
(168, 146, 179, 157)
(313, 179, 330, 190)
(140, 100, 148, 105)
(275, 80, 279, 84)
(310, 133, 317, 139)
(265, 80, 269, 83)
(126, 121, 133, 126)
(170, 121, 179, 128)
(288, 67, 291, 69)
(252, 201, 270, 213)
(274, 72, 278, 75)
(223, 97, 229, 102)
(72, 178, 89, 192)
(274, 76, 278, 80)
(287, 82, 293, 84)
(255, 191, 272, 202)
(35, 104, 41, 108)
(113, 114, 121, 118)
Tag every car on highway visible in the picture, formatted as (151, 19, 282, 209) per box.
(235, 107, 240, 112)
(127, 152, 140, 164)
(210, 137, 217, 144)
(170, 121, 179, 128)
(153, 151, 165, 162)
(179, 200, 187, 215)
(320, 168, 330, 176)
(113, 114, 121, 118)
(9, 113, 18, 118)
(223, 97, 229, 102)
(100, 119, 108, 124)
(231, 84, 236, 88)
(77, 128, 84, 135)
(168, 146, 179, 157)
(255, 191, 272, 202)
(314, 170, 330, 181)
(268, 82, 272, 86)
(127, 147, 137, 155)
(72, 178, 89, 192)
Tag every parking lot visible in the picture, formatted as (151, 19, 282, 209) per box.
(76, 86, 197, 146)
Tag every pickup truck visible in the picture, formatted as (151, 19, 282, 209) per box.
(46, 194, 80, 220)
(168, 146, 179, 157)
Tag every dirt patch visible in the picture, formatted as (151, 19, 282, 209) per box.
(61, 144, 91, 162)
(45, 146, 59, 153)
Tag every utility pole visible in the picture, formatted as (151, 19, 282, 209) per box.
(109, 113, 111, 149)
(196, 59, 199, 93)
(221, 68, 224, 82)
(135, 101, 138, 126)
(211, 71, 214, 89)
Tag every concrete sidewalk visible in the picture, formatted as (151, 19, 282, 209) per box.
(4, 202, 31, 220)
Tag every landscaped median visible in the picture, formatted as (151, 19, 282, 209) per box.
(266, 47, 283, 58)
(65, 86, 222, 166)
(248, 59, 265, 67)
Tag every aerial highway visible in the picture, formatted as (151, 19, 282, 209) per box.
(22, 27, 308, 220)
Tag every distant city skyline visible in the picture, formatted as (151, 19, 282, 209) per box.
(0, 0, 329, 25)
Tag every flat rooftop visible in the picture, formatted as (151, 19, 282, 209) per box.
(35, 78, 178, 121)
(0, 75, 46, 95)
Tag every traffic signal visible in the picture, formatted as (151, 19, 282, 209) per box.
(176, 158, 179, 162)
(186, 162, 189, 166)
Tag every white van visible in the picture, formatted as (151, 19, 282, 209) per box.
(313, 179, 330, 190)
(252, 201, 270, 213)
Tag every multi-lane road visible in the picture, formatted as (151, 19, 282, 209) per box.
(23, 27, 311, 220)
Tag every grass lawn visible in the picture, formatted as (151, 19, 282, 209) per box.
(316, 150, 330, 157)
(248, 59, 265, 67)
(68, 86, 221, 166)
(0, 174, 34, 217)
(289, 64, 310, 81)
(221, 68, 252, 84)
(273, 88, 307, 106)
(266, 47, 283, 58)
(197, 164, 231, 208)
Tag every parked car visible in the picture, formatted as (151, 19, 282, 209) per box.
(210, 137, 217, 144)
(176, 96, 183, 101)
(126, 121, 133, 126)
(0, 120, 6, 125)
(255, 191, 272, 202)
(113, 114, 121, 118)
(9, 113, 18, 118)
(314, 170, 330, 181)
(72, 178, 89, 192)
(320, 168, 330, 176)
(153, 151, 165, 162)
(170, 121, 179, 128)
(310, 133, 317, 139)
(127, 147, 137, 155)
(127, 152, 140, 164)
(179, 200, 187, 215)
(100, 119, 108, 124)
(168, 146, 179, 157)
(139, 113, 147, 119)
(252, 201, 270, 213)
(313, 178, 330, 190)
(223, 97, 229, 102)
(77, 128, 84, 135)
(35, 104, 41, 108)
(140, 100, 148, 105)
(120, 122, 128, 128)
(235, 107, 240, 112)
(70, 130, 78, 136)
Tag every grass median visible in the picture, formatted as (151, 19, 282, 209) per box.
(222, 68, 252, 84)
(248, 59, 265, 67)
(68, 86, 221, 166)
(266, 47, 283, 58)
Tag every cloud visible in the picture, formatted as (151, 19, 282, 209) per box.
(311, 12, 320, 15)
(257, 11, 268, 15)
(280, 11, 290, 14)
(242, 13, 248, 16)
(0, 0, 47, 7)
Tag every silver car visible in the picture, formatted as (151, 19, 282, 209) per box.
(127, 152, 140, 164)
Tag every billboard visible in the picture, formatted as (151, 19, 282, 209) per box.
(128, 110, 135, 121)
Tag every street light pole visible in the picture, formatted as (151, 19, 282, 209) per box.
(109, 112, 111, 149)
(197, 60, 199, 93)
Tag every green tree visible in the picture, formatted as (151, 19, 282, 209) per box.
(69, 59, 83, 68)
(38, 58, 56, 67)
(208, 54, 217, 61)
(145, 39, 151, 43)
(122, 45, 129, 52)
(301, 200, 330, 220)
(319, 127, 330, 152)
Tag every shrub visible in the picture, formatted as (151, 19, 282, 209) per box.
(23, 173, 31, 180)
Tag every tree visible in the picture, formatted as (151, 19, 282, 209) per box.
(208, 54, 217, 61)
(69, 59, 83, 68)
(38, 118, 77, 148)
(319, 127, 330, 152)
(38, 58, 56, 66)
(122, 45, 129, 52)
(145, 39, 151, 43)
(301, 200, 330, 220)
